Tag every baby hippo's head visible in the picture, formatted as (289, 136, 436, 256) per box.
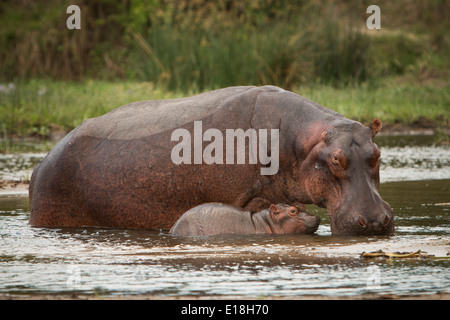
(269, 204, 320, 234)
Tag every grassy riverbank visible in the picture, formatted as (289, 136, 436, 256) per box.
(0, 78, 448, 141)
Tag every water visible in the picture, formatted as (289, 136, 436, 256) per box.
(0, 153, 46, 181)
(0, 135, 449, 298)
(376, 135, 450, 182)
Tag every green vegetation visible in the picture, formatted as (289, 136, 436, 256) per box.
(299, 80, 449, 125)
(0, 80, 181, 137)
(0, 0, 449, 145)
(1, 78, 447, 140)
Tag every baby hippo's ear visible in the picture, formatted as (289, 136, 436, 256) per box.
(269, 204, 282, 222)
(269, 204, 280, 214)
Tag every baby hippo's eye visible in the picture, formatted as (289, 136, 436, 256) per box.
(288, 207, 298, 216)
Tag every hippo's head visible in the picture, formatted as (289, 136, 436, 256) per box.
(298, 119, 394, 235)
(269, 204, 320, 234)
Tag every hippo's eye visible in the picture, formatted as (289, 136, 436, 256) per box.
(331, 154, 339, 165)
(289, 208, 298, 216)
(330, 151, 347, 170)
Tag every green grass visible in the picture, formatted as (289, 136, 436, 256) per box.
(298, 80, 449, 124)
(0, 79, 184, 138)
(1, 79, 448, 146)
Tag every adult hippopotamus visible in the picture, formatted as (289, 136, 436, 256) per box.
(169, 203, 320, 236)
(29, 85, 394, 235)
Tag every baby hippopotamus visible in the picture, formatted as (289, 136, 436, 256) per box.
(169, 203, 320, 236)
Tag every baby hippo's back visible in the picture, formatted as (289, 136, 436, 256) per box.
(169, 203, 320, 236)
(169, 203, 260, 236)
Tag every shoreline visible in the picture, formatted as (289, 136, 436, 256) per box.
(378, 120, 449, 137)
(1, 117, 449, 143)
(0, 180, 29, 196)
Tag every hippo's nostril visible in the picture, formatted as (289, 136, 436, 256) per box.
(382, 215, 390, 227)
(357, 216, 367, 228)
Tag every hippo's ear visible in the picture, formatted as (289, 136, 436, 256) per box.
(269, 204, 283, 223)
(269, 204, 282, 218)
(370, 119, 382, 138)
(269, 204, 279, 213)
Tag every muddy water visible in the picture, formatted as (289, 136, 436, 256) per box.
(0, 135, 449, 298)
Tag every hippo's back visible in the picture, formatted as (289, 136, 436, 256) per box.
(170, 203, 256, 236)
(73, 86, 258, 140)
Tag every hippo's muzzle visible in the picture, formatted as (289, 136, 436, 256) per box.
(330, 201, 394, 236)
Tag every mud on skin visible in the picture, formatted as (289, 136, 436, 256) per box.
(169, 203, 320, 236)
(29, 86, 393, 235)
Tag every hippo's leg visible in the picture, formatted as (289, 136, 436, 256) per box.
(242, 197, 272, 213)
(292, 202, 307, 212)
(231, 179, 269, 212)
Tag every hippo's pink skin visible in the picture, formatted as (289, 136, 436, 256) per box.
(29, 86, 393, 235)
(169, 203, 320, 236)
